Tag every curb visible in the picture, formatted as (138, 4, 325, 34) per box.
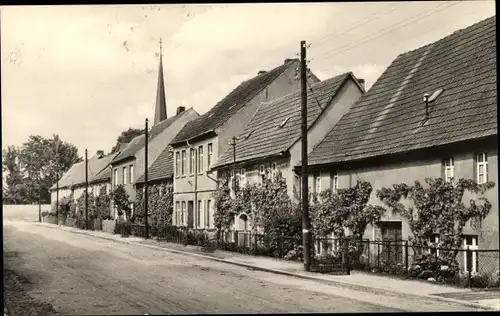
(34, 223, 497, 311)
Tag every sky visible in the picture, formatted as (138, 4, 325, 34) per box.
(1, 2, 496, 159)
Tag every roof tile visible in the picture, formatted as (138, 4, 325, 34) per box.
(307, 16, 497, 166)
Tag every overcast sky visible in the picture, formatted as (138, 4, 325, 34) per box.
(1, 2, 495, 158)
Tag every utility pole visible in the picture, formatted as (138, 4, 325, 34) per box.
(300, 40, 312, 272)
(38, 185, 42, 223)
(85, 149, 89, 230)
(144, 118, 149, 240)
(55, 144, 59, 225)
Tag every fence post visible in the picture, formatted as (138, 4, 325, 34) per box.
(377, 242, 381, 269)
(405, 240, 409, 273)
(466, 246, 472, 288)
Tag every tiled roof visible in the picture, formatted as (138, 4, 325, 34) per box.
(135, 145, 173, 184)
(307, 16, 497, 166)
(50, 152, 118, 190)
(213, 73, 354, 168)
(171, 59, 299, 144)
(111, 110, 191, 165)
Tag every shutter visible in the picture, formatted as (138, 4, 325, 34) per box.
(473, 153, 478, 183)
(441, 158, 446, 180)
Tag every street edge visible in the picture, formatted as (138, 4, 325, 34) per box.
(34, 222, 498, 311)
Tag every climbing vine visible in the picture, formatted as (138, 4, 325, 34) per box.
(111, 184, 131, 219)
(95, 186, 112, 220)
(212, 178, 235, 230)
(134, 183, 173, 225)
(376, 177, 495, 265)
(76, 191, 96, 219)
(310, 180, 386, 240)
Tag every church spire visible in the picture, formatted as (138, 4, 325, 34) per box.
(153, 38, 167, 126)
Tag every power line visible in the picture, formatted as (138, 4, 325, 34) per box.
(306, 78, 336, 134)
(314, 2, 457, 61)
(314, 4, 398, 47)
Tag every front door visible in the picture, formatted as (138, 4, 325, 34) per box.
(379, 221, 403, 263)
(187, 201, 194, 228)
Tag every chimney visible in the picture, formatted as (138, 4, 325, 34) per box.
(176, 106, 186, 115)
(358, 78, 365, 91)
(258, 70, 267, 75)
(96, 150, 104, 157)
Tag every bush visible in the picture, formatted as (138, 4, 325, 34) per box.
(41, 211, 49, 217)
(114, 220, 132, 237)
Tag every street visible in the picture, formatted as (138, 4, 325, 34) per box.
(3, 220, 485, 315)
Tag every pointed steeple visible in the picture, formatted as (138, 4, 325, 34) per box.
(153, 38, 167, 126)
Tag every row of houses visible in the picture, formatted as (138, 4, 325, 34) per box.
(50, 16, 497, 253)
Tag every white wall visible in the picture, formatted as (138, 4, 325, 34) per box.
(3, 204, 51, 222)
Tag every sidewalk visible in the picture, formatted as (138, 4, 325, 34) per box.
(35, 222, 499, 311)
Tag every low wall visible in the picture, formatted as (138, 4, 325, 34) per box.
(102, 220, 115, 234)
(42, 214, 57, 224)
(3, 204, 51, 222)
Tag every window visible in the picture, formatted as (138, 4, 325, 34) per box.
(190, 149, 195, 175)
(181, 150, 186, 176)
(259, 165, 265, 183)
(129, 165, 134, 184)
(442, 157, 454, 183)
(175, 152, 180, 177)
(430, 234, 440, 257)
(198, 145, 204, 173)
(113, 169, 118, 186)
(271, 163, 277, 179)
(181, 201, 187, 226)
(130, 203, 134, 217)
(207, 143, 213, 168)
(475, 153, 488, 184)
(197, 200, 202, 228)
(240, 169, 246, 187)
(123, 167, 127, 185)
(175, 202, 180, 225)
(330, 171, 339, 193)
(463, 235, 479, 273)
(314, 172, 321, 194)
(206, 200, 212, 228)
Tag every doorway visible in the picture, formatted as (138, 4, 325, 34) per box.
(378, 221, 403, 263)
(187, 201, 194, 228)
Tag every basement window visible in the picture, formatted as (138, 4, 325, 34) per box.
(279, 117, 290, 128)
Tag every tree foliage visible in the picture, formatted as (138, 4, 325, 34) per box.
(111, 185, 131, 218)
(109, 128, 144, 154)
(95, 186, 112, 220)
(134, 183, 173, 225)
(2, 134, 81, 204)
(376, 177, 495, 254)
(76, 191, 96, 219)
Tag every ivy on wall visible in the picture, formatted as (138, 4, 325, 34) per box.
(376, 177, 495, 269)
(111, 184, 131, 219)
(95, 186, 112, 220)
(134, 183, 173, 225)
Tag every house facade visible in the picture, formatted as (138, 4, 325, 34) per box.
(304, 16, 497, 271)
(211, 72, 365, 231)
(110, 107, 199, 218)
(170, 58, 319, 229)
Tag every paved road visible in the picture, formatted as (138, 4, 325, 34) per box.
(3, 221, 483, 315)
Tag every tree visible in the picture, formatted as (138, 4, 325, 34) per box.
(2, 134, 82, 204)
(111, 185, 131, 219)
(95, 186, 112, 220)
(109, 128, 145, 154)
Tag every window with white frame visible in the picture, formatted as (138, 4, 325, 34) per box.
(113, 169, 118, 186)
(240, 169, 246, 187)
(444, 157, 454, 182)
(181, 150, 186, 176)
(190, 149, 195, 175)
(197, 200, 202, 228)
(463, 235, 479, 273)
(330, 171, 339, 193)
(206, 200, 212, 228)
(270, 163, 277, 179)
(259, 165, 265, 183)
(175, 152, 180, 177)
(129, 165, 134, 184)
(314, 172, 321, 194)
(198, 145, 204, 173)
(181, 201, 187, 226)
(430, 234, 440, 257)
(207, 143, 213, 168)
(122, 167, 127, 185)
(475, 153, 488, 184)
(175, 202, 180, 225)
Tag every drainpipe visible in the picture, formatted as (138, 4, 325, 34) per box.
(187, 140, 198, 229)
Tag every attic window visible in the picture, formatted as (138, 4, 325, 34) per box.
(228, 104, 238, 111)
(428, 88, 444, 103)
(279, 117, 290, 128)
(207, 113, 214, 118)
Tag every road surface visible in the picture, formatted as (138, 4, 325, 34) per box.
(3, 220, 483, 315)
